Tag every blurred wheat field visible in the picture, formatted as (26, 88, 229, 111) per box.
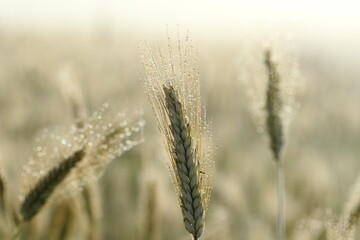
(0, 27, 360, 240)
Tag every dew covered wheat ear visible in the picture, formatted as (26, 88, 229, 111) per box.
(140, 32, 215, 240)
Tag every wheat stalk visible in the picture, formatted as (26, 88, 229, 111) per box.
(239, 35, 302, 240)
(140, 31, 214, 240)
(264, 50, 286, 240)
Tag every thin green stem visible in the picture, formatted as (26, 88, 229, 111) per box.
(276, 161, 285, 240)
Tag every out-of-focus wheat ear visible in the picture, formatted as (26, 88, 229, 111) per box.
(57, 63, 103, 239)
(342, 176, 360, 231)
(144, 180, 160, 240)
(163, 85, 205, 240)
(20, 149, 85, 222)
(57, 64, 88, 129)
(264, 50, 286, 240)
(264, 50, 284, 161)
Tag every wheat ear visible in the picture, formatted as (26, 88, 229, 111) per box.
(20, 149, 85, 221)
(264, 50, 284, 161)
(140, 32, 214, 240)
(164, 85, 204, 239)
(264, 50, 286, 240)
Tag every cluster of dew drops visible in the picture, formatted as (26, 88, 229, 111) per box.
(20, 103, 145, 199)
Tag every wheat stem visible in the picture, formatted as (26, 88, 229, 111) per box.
(144, 180, 159, 240)
(276, 161, 285, 240)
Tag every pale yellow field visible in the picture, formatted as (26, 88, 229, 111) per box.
(0, 26, 360, 240)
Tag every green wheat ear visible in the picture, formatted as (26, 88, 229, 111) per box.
(140, 32, 214, 240)
(20, 149, 85, 221)
(264, 50, 284, 161)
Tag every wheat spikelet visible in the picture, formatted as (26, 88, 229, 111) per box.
(20, 149, 85, 221)
(140, 31, 214, 240)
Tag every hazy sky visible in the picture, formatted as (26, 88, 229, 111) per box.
(0, 0, 359, 36)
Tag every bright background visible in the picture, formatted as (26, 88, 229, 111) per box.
(1, 1, 360, 240)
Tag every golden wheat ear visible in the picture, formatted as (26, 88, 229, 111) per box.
(20, 149, 85, 221)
